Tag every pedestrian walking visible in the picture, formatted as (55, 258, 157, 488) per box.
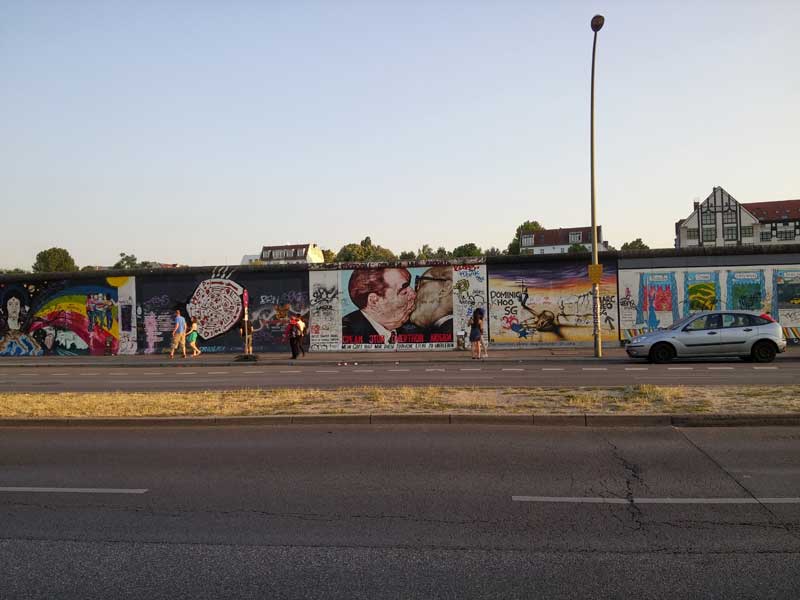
(187, 317, 201, 357)
(468, 308, 485, 360)
(284, 316, 302, 359)
(169, 309, 187, 359)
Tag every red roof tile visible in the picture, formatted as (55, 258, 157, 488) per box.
(742, 200, 800, 222)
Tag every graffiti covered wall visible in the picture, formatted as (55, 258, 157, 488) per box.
(136, 267, 308, 354)
(0, 277, 136, 356)
(488, 261, 618, 345)
(618, 265, 800, 340)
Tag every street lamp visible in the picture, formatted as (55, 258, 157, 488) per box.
(590, 14, 604, 358)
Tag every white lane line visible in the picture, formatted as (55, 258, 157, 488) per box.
(181, 371, 197, 375)
(79, 373, 99, 376)
(512, 496, 800, 505)
(316, 370, 339, 373)
(582, 367, 607, 371)
(502, 368, 524, 372)
(280, 370, 302, 374)
(243, 370, 264, 374)
(143, 372, 162, 376)
(625, 367, 648, 371)
(668, 367, 694, 370)
(49, 373, 69, 376)
(460, 368, 481, 371)
(707, 367, 734, 370)
(353, 369, 374, 373)
(208, 371, 228, 375)
(0, 487, 148, 495)
(753, 366, 778, 370)
(388, 369, 410, 372)
(425, 368, 445, 372)
(542, 368, 565, 371)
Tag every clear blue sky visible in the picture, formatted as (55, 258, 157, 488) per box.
(2, 1, 798, 269)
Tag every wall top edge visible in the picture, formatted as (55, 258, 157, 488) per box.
(3, 245, 800, 284)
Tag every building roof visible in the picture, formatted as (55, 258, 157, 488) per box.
(742, 200, 800, 222)
(527, 226, 601, 247)
(260, 244, 315, 253)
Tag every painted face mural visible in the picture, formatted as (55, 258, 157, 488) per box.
(0, 278, 133, 356)
(338, 266, 454, 350)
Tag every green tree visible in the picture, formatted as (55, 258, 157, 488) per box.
(451, 243, 483, 258)
(335, 237, 397, 263)
(113, 252, 139, 269)
(620, 238, 650, 251)
(399, 251, 416, 260)
(568, 243, 589, 254)
(321, 248, 336, 264)
(416, 244, 434, 260)
(485, 246, 504, 257)
(32, 247, 78, 273)
(433, 246, 452, 259)
(507, 220, 545, 255)
(0, 267, 28, 275)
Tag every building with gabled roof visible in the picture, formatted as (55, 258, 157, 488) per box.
(241, 243, 324, 265)
(675, 187, 800, 248)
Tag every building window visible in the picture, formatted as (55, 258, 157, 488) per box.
(723, 210, 737, 224)
(539, 249, 545, 254)
(521, 234, 534, 247)
(740, 226, 753, 238)
(702, 228, 716, 242)
(569, 231, 582, 243)
(701, 212, 715, 226)
(723, 226, 738, 241)
(273, 250, 285, 259)
(761, 231, 772, 242)
(560, 248, 565, 253)
(777, 230, 796, 241)
(687, 228, 699, 240)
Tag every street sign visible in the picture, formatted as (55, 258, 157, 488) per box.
(588, 264, 603, 284)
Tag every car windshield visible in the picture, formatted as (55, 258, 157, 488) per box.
(668, 315, 698, 330)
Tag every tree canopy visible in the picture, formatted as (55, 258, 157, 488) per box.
(335, 237, 397, 262)
(507, 220, 545, 255)
(620, 238, 650, 251)
(568, 243, 589, 254)
(32, 247, 78, 273)
(112, 252, 159, 269)
(451, 243, 483, 258)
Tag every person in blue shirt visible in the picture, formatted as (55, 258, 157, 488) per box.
(169, 309, 187, 358)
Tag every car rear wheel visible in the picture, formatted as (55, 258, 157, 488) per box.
(751, 341, 777, 363)
(649, 343, 675, 364)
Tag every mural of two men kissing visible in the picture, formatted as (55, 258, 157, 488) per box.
(341, 266, 454, 350)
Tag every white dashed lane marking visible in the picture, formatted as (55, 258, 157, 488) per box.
(582, 367, 607, 371)
(707, 367, 734, 370)
(280, 370, 302, 374)
(425, 368, 445, 372)
(208, 371, 228, 375)
(353, 369, 374, 373)
(753, 366, 778, 370)
(316, 370, 339, 373)
(460, 368, 481, 371)
(388, 369, 410, 372)
(625, 367, 648, 371)
(542, 368, 564, 371)
(668, 367, 693, 370)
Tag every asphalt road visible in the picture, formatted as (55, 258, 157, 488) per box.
(1, 425, 799, 599)
(1, 358, 798, 391)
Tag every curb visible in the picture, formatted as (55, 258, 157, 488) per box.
(1, 413, 798, 428)
(0, 356, 633, 369)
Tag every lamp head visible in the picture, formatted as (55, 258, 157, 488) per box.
(591, 15, 605, 32)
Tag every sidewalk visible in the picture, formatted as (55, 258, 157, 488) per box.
(0, 346, 632, 368)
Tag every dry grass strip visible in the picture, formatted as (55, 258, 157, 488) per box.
(0, 385, 799, 418)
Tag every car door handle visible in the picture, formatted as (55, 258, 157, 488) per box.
(707, 331, 718, 335)
(743, 328, 753, 332)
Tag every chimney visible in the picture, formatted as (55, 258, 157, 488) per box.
(693, 202, 700, 210)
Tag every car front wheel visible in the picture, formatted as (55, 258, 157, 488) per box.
(751, 341, 777, 363)
(649, 343, 676, 364)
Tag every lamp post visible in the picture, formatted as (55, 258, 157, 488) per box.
(590, 14, 604, 358)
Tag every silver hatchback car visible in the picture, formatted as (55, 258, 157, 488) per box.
(626, 310, 787, 363)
